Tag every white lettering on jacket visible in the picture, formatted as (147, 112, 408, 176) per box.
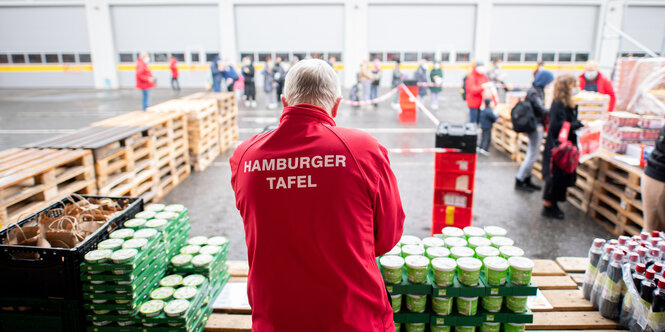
(244, 155, 346, 190)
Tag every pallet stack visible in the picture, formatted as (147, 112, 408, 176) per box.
(0, 148, 96, 227)
(183, 92, 239, 153)
(149, 99, 221, 172)
(26, 126, 159, 203)
(565, 158, 599, 214)
(515, 133, 545, 180)
(491, 117, 519, 160)
(92, 111, 190, 201)
(573, 91, 609, 123)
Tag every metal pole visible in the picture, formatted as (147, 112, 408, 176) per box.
(605, 22, 659, 57)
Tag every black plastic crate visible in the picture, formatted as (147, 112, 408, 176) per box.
(0, 195, 143, 300)
(0, 297, 84, 332)
(435, 122, 477, 153)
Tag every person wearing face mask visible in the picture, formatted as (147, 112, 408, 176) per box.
(541, 74, 584, 219)
(221, 59, 239, 92)
(210, 55, 223, 93)
(465, 61, 490, 124)
(135, 52, 155, 110)
(579, 60, 616, 112)
(262, 56, 277, 109)
(242, 57, 256, 108)
(415, 59, 429, 102)
(429, 61, 443, 110)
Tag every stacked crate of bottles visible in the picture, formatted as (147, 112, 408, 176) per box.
(582, 231, 665, 331)
(378, 226, 536, 332)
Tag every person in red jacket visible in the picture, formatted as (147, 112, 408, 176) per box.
(465, 61, 490, 124)
(136, 52, 155, 110)
(170, 55, 180, 92)
(579, 60, 616, 112)
(230, 59, 405, 332)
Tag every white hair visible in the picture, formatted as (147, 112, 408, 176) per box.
(283, 59, 341, 112)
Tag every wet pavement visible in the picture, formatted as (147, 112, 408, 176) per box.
(0, 87, 612, 259)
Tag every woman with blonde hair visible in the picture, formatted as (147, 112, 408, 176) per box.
(542, 74, 584, 219)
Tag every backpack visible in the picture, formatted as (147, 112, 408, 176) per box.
(460, 75, 467, 101)
(510, 100, 537, 133)
(551, 121, 580, 174)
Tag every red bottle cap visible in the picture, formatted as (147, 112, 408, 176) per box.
(641, 242, 650, 248)
(646, 270, 656, 280)
(633, 235, 642, 241)
(652, 239, 660, 247)
(613, 251, 625, 262)
(654, 262, 663, 273)
(638, 247, 649, 258)
(629, 241, 639, 251)
(636, 263, 646, 273)
(660, 244, 665, 253)
(609, 239, 620, 246)
(628, 253, 640, 263)
(593, 239, 605, 248)
(642, 232, 651, 241)
(606, 245, 616, 254)
(651, 249, 660, 257)
(653, 231, 661, 238)
(619, 236, 629, 245)
(658, 278, 665, 289)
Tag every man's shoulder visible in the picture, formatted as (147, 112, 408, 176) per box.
(328, 126, 381, 150)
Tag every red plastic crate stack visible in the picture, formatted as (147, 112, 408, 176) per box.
(431, 151, 477, 235)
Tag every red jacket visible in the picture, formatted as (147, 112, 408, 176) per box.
(579, 72, 616, 112)
(230, 104, 405, 332)
(170, 58, 178, 78)
(465, 69, 489, 108)
(135, 58, 154, 90)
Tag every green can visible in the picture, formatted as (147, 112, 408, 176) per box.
(506, 296, 528, 313)
(456, 297, 478, 316)
(405, 323, 425, 332)
(508, 257, 534, 286)
(391, 294, 402, 313)
(380, 256, 405, 284)
(481, 296, 503, 312)
(431, 326, 451, 332)
(454, 326, 476, 332)
(405, 255, 429, 284)
(406, 294, 427, 313)
(456, 257, 482, 286)
(483, 256, 509, 286)
(395, 322, 401, 331)
(431, 257, 456, 287)
(504, 323, 525, 332)
(432, 296, 453, 316)
(427, 247, 451, 260)
(480, 322, 500, 332)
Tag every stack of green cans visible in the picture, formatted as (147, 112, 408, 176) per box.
(134, 203, 192, 259)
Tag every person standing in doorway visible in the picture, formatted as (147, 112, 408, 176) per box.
(391, 60, 403, 109)
(515, 70, 554, 192)
(242, 56, 256, 108)
(262, 56, 277, 109)
(465, 61, 489, 124)
(579, 60, 616, 112)
(429, 61, 443, 110)
(542, 75, 583, 219)
(642, 126, 665, 232)
(169, 55, 180, 92)
(211, 55, 223, 93)
(136, 52, 155, 110)
(273, 56, 286, 101)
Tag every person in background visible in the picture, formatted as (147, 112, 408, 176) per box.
(542, 74, 584, 219)
(358, 60, 375, 108)
(465, 61, 489, 124)
(642, 126, 665, 231)
(371, 58, 381, 108)
(579, 60, 616, 112)
(327, 55, 336, 67)
(242, 56, 256, 108)
(169, 55, 180, 92)
(515, 70, 554, 192)
(222, 59, 239, 92)
(533, 61, 544, 78)
(273, 56, 286, 101)
(391, 60, 403, 109)
(488, 59, 508, 91)
(429, 61, 443, 109)
(262, 56, 277, 109)
(478, 99, 499, 155)
(415, 59, 428, 102)
(136, 52, 155, 110)
(211, 55, 223, 93)
(230, 59, 404, 330)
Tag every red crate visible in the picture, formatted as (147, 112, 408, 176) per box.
(435, 152, 477, 172)
(432, 205, 472, 235)
(434, 171, 475, 192)
(432, 189, 473, 209)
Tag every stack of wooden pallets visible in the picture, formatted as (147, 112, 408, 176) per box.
(566, 158, 599, 214)
(92, 111, 190, 201)
(0, 148, 96, 227)
(149, 99, 221, 172)
(26, 126, 158, 203)
(183, 92, 239, 154)
(491, 117, 519, 159)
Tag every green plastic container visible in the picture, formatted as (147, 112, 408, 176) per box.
(432, 296, 453, 316)
(427, 247, 451, 260)
(463, 226, 485, 239)
(405, 255, 429, 284)
(481, 296, 503, 312)
(444, 237, 468, 249)
(506, 296, 528, 313)
(405, 294, 427, 313)
(431, 326, 451, 332)
(399, 235, 422, 247)
(456, 297, 478, 316)
(456, 257, 482, 286)
(391, 294, 402, 313)
(385, 245, 402, 256)
(490, 236, 514, 248)
(484, 256, 509, 286)
(481, 322, 501, 332)
(508, 257, 534, 286)
(402, 245, 425, 257)
(454, 325, 476, 332)
(499, 246, 525, 260)
(468, 237, 491, 249)
(475, 246, 500, 265)
(441, 226, 464, 239)
(484, 226, 507, 238)
(504, 323, 526, 332)
(380, 255, 405, 284)
(422, 237, 445, 249)
(405, 323, 426, 332)
(431, 257, 456, 287)
(451, 246, 475, 260)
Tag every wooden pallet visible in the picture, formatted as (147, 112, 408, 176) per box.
(219, 114, 239, 153)
(492, 118, 519, 159)
(93, 111, 192, 200)
(184, 92, 238, 118)
(0, 148, 96, 227)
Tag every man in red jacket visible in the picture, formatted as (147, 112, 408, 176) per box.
(136, 52, 155, 110)
(465, 61, 489, 124)
(170, 55, 180, 92)
(579, 60, 616, 112)
(230, 59, 405, 331)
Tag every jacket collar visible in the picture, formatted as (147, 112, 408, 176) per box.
(279, 104, 336, 126)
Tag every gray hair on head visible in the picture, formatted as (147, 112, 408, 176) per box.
(283, 59, 341, 112)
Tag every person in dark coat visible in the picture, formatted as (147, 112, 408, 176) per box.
(221, 60, 239, 92)
(542, 74, 584, 219)
(242, 56, 256, 108)
(478, 99, 499, 154)
(415, 60, 428, 101)
(642, 126, 665, 231)
(273, 56, 286, 101)
(515, 70, 554, 192)
(211, 55, 223, 93)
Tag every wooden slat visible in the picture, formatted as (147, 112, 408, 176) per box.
(533, 259, 567, 276)
(540, 289, 594, 311)
(531, 275, 578, 290)
(227, 260, 249, 277)
(205, 313, 252, 332)
(556, 257, 589, 273)
(527, 311, 621, 330)
(569, 273, 585, 285)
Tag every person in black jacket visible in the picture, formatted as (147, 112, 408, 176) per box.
(273, 56, 286, 101)
(643, 126, 665, 231)
(242, 56, 256, 108)
(542, 74, 584, 219)
(516, 70, 554, 192)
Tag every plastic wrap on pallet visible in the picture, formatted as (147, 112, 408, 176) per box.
(621, 263, 665, 331)
(622, 58, 665, 116)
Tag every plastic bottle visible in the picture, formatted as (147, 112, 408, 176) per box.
(600, 251, 625, 319)
(583, 239, 606, 300)
(654, 263, 664, 279)
(592, 245, 616, 309)
(647, 249, 661, 268)
(660, 244, 665, 261)
(651, 238, 661, 249)
(638, 247, 649, 265)
(628, 241, 639, 253)
(621, 263, 647, 328)
(641, 270, 657, 307)
(619, 236, 630, 246)
(652, 278, 665, 313)
(641, 232, 651, 242)
(653, 231, 662, 240)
